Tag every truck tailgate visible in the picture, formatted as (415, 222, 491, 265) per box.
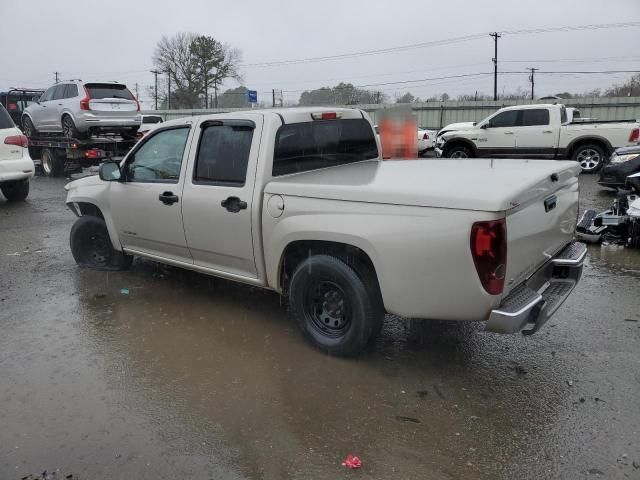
(504, 165, 580, 295)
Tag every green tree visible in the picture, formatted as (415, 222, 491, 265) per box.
(152, 32, 200, 108)
(396, 92, 415, 104)
(218, 86, 250, 108)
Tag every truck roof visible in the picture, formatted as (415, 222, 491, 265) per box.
(499, 103, 564, 111)
(160, 107, 366, 127)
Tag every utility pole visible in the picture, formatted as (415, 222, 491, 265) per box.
(490, 32, 501, 101)
(272, 89, 276, 108)
(526, 67, 538, 100)
(54, 72, 60, 83)
(167, 69, 171, 110)
(150, 70, 159, 110)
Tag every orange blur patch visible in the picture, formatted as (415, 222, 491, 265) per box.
(379, 117, 417, 160)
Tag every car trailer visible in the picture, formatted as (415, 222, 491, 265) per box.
(28, 135, 137, 177)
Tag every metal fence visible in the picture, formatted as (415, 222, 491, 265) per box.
(146, 96, 640, 130)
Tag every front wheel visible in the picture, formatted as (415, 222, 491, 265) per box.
(573, 144, 605, 173)
(445, 144, 474, 159)
(1, 179, 29, 201)
(288, 255, 384, 357)
(70, 216, 133, 271)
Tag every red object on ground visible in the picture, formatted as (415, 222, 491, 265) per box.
(342, 454, 362, 469)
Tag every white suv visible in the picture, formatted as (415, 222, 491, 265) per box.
(22, 80, 141, 140)
(0, 104, 34, 201)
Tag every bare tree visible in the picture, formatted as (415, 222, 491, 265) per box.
(152, 32, 201, 108)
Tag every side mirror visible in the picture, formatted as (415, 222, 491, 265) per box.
(99, 161, 122, 182)
(472, 122, 477, 126)
(480, 123, 488, 129)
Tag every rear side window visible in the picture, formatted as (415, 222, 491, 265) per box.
(0, 105, 15, 129)
(194, 121, 254, 185)
(487, 110, 519, 128)
(143, 116, 163, 124)
(273, 119, 378, 177)
(51, 85, 66, 101)
(85, 83, 134, 100)
(63, 84, 78, 99)
(521, 109, 550, 126)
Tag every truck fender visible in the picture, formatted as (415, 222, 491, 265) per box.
(565, 135, 613, 158)
(443, 137, 478, 156)
(66, 194, 122, 252)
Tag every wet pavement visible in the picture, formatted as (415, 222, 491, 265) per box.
(0, 173, 639, 479)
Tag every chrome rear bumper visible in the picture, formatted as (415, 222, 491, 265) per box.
(486, 241, 587, 335)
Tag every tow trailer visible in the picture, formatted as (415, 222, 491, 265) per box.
(28, 135, 137, 177)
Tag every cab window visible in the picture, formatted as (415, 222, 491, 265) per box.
(125, 127, 190, 183)
(487, 110, 519, 128)
(40, 87, 55, 102)
(521, 109, 550, 126)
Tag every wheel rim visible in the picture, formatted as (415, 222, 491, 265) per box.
(62, 118, 74, 138)
(42, 152, 52, 174)
(577, 148, 601, 171)
(87, 231, 111, 266)
(23, 119, 32, 136)
(450, 150, 468, 158)
(305, 280, 351, 337)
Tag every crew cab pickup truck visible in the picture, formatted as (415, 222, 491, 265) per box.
(64, 107, 586, 356)
(436, 104, 640, 173)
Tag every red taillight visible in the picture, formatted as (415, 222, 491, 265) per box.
(130, 92, 141, 112)
(423, 132, 429, 140)
(470, 218, 507, 295)
(80, 86, 91, 110)
(4, 135, 28, 148)
(629, 127, 639, 143)
(84, 149, 104, 159)
(8, 103, 17, 111)
(311, 112, 342, 120)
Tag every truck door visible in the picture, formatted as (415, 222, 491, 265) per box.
(181, 115, 263, 279)
(108, 125, 193, 263)
(477, 109, 518, 156)
(513, 108, 557, 158)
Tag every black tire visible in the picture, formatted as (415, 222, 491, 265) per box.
(1, 179, 29, 201)
(288, 255, 384, 357)
(70, 216, 133, 271)
(41, 148, 65, 177)
(22, 116, 38, 137)
(572, 143, 606, 173)
(62, 115, 86, 140)
(445, 144, 474, 159)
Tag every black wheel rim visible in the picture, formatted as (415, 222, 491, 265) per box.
(63, 118, 74, 138)
(23, 119, 32, 136)
(87, 231, 111, 266)
(304, 280, 351, 337)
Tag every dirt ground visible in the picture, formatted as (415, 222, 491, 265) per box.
(0, 172, 638, 479)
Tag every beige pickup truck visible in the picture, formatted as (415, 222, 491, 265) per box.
(65, 107, 586, 356)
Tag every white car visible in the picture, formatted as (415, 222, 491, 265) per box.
(138, 114, 164, 136)
(0, 104, 34, 201)
(65, 107, 585, 357)
(417, 128, 436, 155)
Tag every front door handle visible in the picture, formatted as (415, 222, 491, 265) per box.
(221, 196, 247, 213)
(504, 131, 514, 135)
(158, 191, 179, 205)
(542, 130, 553, 133)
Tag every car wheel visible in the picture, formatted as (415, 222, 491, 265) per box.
(446, 144, 473, 159)
(70, 216, 133, 271)
(288, 255, 384, 357)
(41, 148, 65, 177)
(22, 116, 38, 137)
(1, 179, 29, 201)
(573, 144, 605, 173)
(62, 115, 86, 140)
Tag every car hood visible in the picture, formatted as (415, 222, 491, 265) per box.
(264, 159, 580, 212)
(64, 174, 101, 191)
(438, 122, 476, 135)
(615, 145, 640, 155)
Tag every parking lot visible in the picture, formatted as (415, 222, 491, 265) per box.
(0, 172, 639, 479)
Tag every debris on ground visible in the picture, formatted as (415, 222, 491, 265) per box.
(120, 288, 129, 295)
(94, 293, 106, 299)
(514, 365, 527, 375)
(623, 318, 639, 322)
(342, 454, 362, 469)
(567, 380, 573, 387)
(395, 415, 421, 423)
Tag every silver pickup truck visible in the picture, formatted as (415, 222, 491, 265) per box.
(65, 107, 586, 356)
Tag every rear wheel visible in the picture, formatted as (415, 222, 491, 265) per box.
(573, 143, 605, 173)
(288, 255, 384, 357)
(62, 115, 86, 140)
(1, 179, 29, 201)
(445, 144, 474, 159)
(41, 148, 66, 177)
(70, 216, 133, 271)
(22, 116, 37, 137)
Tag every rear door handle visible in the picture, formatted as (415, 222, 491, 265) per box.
(221, 196, 247, 213)
(504, 131, 514, 135)
(158, 191, 179, 205)
(543, 130, 553, 133)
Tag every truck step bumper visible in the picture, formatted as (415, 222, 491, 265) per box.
(486, 241, 586, 334)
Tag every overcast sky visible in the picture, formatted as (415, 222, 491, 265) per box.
(1, 0, 639, 107)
